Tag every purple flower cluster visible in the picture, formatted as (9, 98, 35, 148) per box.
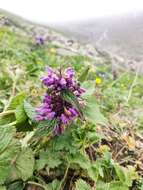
(35, 67, 85, 134)
(35, 36, 45, 45)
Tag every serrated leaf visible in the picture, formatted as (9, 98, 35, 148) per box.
(75, 179, 91, 190)
(7, 92, 26, 110)
(34, 119, 57, 137)
(15, 103, 27, 124)
(52, 127, 77, 153)
(46, 179, 60, 190)
(83, 95, 107, 125)
(36, 150, 61, 170)
(109, 181, 129, 190)
(114, 164, 137, 187)
(23, 101, 36, 120)
(96, 181, 128, 190)
(51, 180, 60, 190)
(68, 152, 90, 169)
(114, 164, 126, 183)
(7, 181, 24, 190)
(0, 125, 20, 184)
(14, 148, 34, 181)
(15, 101, 35, 131)
(87, 166, 98, 182)
(96, 181, 110, 190)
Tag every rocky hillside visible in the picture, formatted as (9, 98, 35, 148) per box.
(0, 9, 101, 60)
(1, 9, 141, 73)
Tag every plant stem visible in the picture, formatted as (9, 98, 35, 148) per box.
(126, 70, 138, 103)
(0, 110, 15, 117)
(27, 181, 46, 190)
(59, 163, 70, 190)
(7, 121, 17, 127)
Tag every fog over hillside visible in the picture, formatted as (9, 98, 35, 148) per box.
(54, 12, 143, 61)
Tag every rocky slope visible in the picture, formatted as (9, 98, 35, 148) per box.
(0, 9, 142, 73)
(0, 10, 120, 76)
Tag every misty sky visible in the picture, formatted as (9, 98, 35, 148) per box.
(0, 0, 143, 24)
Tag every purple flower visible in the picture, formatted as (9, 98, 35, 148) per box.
(60, 78, 67, 86)
(60, 114, 69, 124)
(45, 112, 55, 120)
(35, 67, 85, 135)
(65, 68, 74, 78)
(35, 115, 44, 122)
(35, 36, 44, 45)
(69, 108, 78, 117)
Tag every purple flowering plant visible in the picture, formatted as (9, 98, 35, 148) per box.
(35, 36, 45, 45)
(35, 67, 86, 135)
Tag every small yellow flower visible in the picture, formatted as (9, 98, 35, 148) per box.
(95, 77, 102, 85)
(31, 88, 38, 97)
(97, 145, 110, 154)
(49, 48, 57, 54)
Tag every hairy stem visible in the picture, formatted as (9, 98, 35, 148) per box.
(27, 181, 46, 190)
(59, 163, 70, 190)
(0, 110, 15, 117)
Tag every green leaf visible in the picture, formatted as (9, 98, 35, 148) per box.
(83, 95, 107, 125)
(15, 101, 35, 131)
(23, 101, 36, 120)
(16, 120, 33, 132)
(14, 148, 34, 181)
(34, 119, 57, 137)
(7, 92, 26, 110)
(15, 103, 27, 124)
(109, 181, 129, 190)
(36, 150, 61, 170)
(46, 179, 60, 190)
(7, 181, 24, 190)
(96, 181, 110, 190)
(0, 125, 20, 184)
(52, 127, 77, 153)
(87, 166, 98, 182)
(0, 186, 6, 190)
(75, 179, 91, 190)
(78, 66, 90, 82)
(114, 164, 137, 187)
(82, 81, 95, 97)
(0, 113, 15, 126)
(68, 152, 90, 169)
(96, 181, 129, 190)
(114, 164, 126, 183)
